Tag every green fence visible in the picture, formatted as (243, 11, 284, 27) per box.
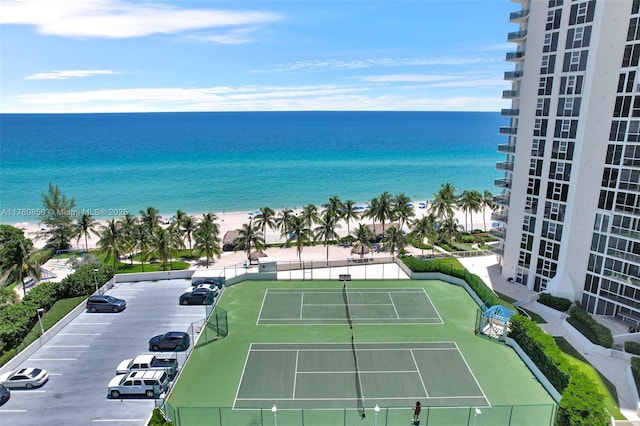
(163, 403, 556, 426)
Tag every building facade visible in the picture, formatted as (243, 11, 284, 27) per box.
(495, 0, 640, 323)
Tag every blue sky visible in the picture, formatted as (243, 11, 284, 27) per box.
(0, 0, 516, 113)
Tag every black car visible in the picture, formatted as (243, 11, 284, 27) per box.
(148, 331, 190, 352)
(179, 287, 217, 305)
(86, 295, 127, 313)
(0, 384, 9, 406)
(192, 277, 224, 290)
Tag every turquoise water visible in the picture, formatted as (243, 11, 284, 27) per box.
(0, 111, 505, 222)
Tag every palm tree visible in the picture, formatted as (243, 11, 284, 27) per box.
(314, 211, 341, 261)
(75, 212, 97, 251)
(118, 214, 138, 266)
(393, 192, 415, 231)
(341, 200, 360, 238)
(233, 221, 266, 261)
(39, 182, 76, 250)
(323, 196, 343, 220)
(301, 204, 319, 228)
(430, 182, 457, 220)
(382, 226, 407, 258)
(0, 239, 41, 297)
(276, 208, 294, 245)
(352, 223, 373, 259)
(410, 214, 438, 257)
(284, 215, 313, 263)
(134, 223, 151, 272)
(482, 190, 496, 231)
(438, 215, 462, 248)
(179, 214, 197, 257)
(139, 206, 162, 232)
(371, 192, 394, 233)
(97, 219, 124, 273)
(253, 206, 276, 242)
(152, 225, 183, 271)
(194, 213, 221, 268)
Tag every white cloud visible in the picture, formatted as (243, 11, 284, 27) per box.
(361, 74, 463, 83)
(0, 0, 284, 39)
(25, 69, 118, 80)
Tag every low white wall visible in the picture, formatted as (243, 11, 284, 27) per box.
(561, 318, 612, 356)
(532, 301, 569, 320)
(114, 270, 194, 283)
(626, 366, 640, 416)
(505, 337, 562, 402)
(614, 333, 640, 346)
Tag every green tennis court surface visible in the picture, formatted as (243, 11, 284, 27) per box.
(235, 342, 487, 409)
(258, 288, 442, 325)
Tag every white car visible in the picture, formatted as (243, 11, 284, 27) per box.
(0, 367, 49, 389)
(108, 370, 169, 399)
(183, 283, 220, 293)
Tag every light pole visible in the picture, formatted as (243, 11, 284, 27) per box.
(93, 268, 99, 293)
(473, 407, 482, 426)
(374, 404, 380, 426)
(271, 404, 277, 426)
(36, 308, 45, 336)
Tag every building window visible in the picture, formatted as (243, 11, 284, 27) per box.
(629, 18, 640, 41)
(541, 55, 556, 74)
(563, 50, 588, 72)
(569, 1, 595, 25)
(567, 26, 592, 48)
(523, 215, 536, 233)
(529, 159, 543, 177)
(552, 140, 574, 160)
(545, 201, 566, 221)
(550, 161, 571, 181)
(539, 77, 554, 95)
(558, 97, 581, 116)
(622, 44, 640, 67)
(554, 119, 578, 138)
(610, 121, 627, 142)
(614, 96, 633, 117)
(624, 144, 640, 166)
(617, 71, 636, 93)
(633, 97, 640, 117)
(536, 98, 551, 116)
(518, 251, 531, 268)
(521, 234, 533, 251)
(628, 121, 640, 141)
(601, 167, 619, 188)
(598, 190, 615, 210)
(560, 75, 583, 94)
(547, 9, 562, 30)
(549, 0, 563, 7)
(634, 0, 640, 15)
(544, 32, 559, 52)
(534, 119, 548, 136)
(547, 182, 569, 201)
(525, 196, 538, 213)
(527, 177, 541, 195)
(619, 169, 640, 191)
(532, 139, 546, 156)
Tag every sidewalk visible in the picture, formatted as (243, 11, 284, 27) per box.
(459, 255, 640, 423)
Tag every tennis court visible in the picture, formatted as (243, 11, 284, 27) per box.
(257, 288, 442, 325)
(234, 342, 487, 410)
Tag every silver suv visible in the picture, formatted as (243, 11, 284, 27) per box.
(107, 370, 168, 399)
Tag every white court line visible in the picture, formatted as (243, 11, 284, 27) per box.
(292, 350, 299, 398)
(297, 370, 418, 374)
(233, 344, 254, 407)
(256, 290, 269, 326)
(410, 349, 429, 398)
(303, 303, 393, 306)
(388, 292, 400, 319)
(299, 293, 304, 320)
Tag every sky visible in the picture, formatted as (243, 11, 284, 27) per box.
(0, 0, 517, 113)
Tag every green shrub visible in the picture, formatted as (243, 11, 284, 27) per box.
(538, 293, 572, 312)
(632, 357, 640, 393)
(569, 306, 613, 348)
(625, 341, 640, 355)
(149, 407, 173, 425)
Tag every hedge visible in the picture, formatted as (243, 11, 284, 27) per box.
(625, 341, 640, 355)
(538, 293, 572, 312)
(568, 306, 613, 348)
(632, 357, 640, 394)
(509, 316, 609, 426)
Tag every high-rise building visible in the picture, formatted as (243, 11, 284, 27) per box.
(495, 0, 640, 323)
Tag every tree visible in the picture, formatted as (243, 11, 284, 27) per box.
(179, 214, 197, 257)
(134, 223, 151, 272)
(314, 211, 341, 261)
(118, 213, 139, 267)
(75, 212, 97, 252)
(382, 226, 406, 258)
(96, 219, 124, 273)
(482, 190, 496, 231)
(352, 223, 373, 258)
(152, 225, 183, 271)
(393, 192, 415, 231)
(410, 214, 438, 257)
(458, 190, 483, 233)
(39, 183, 76, 250)
(253, 206, 276, 242)
(233, 221, 265, 261)
(194, 213, 221, 268)
(322, 196, 343, 222)
(301, 204, 319, 228)
(284, 215, 313, 263)
(370, 192, 394, 233)
(430, 182, 457, 220)
(438, 216, 462, 248)
(139, 206, 162, 232)
(276, 208, 294, 246)
(341, 200, 360, 238)
(0, 238, 41, 297)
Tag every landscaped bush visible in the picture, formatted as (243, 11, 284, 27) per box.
(509, 316, 609, 426)
(568, 306, 613, 348)
(538, 293, 572, 312)
(149, 407, 173, 426)
(625, 341, 640, 355)
(631, 357, 640, 394)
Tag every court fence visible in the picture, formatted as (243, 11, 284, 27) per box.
(162, 402, 557, 426)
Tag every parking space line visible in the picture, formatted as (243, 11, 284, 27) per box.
(72, 322, 112, 325)
(58, 333, 101, 336)
(30, 358, 77, 361)
(92, 420, 147, 422)
(45, 345, 90, 348)
(0, 409, 28, 413)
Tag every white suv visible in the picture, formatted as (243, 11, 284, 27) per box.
(107, 370, 168, 399)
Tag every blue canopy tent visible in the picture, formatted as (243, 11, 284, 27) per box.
(481, 305, 516, 340)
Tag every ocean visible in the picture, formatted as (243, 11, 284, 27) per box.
(0, 111, 506, 223)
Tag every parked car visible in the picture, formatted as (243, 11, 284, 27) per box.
(192, 277, 224, 290)
(107, 370, 169, 399)
(184, 283, 220, 293)
(86, 295, 127, 313)
(116, 354, 178, 378)
(0, 368, 49, 389)
(179, 287, 217, 305)
(0, 384, 9, 405)
(148, 331, 190, 352)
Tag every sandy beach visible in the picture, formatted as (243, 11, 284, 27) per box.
(10, 202, 496, 269)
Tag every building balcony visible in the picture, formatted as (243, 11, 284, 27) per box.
(610, 226, 640, 241)
(494, 177, 512, 189)
(490, 227, 506, 239)
(506, 50, 525, 61)
(509, 9, 530, 22)
(493, 194, 511, 206)
(496, 161, 514, 171)
(607, 248, 640, 264)
(503, 90, 520, 99)
(492, 210, 509, 222)
(490, 244, 504, 256)
(507, 30, 527, 42)
(497, 143, 516, 153)
(499, 126, 518, 135)
(504, 70, 523, 80)
(501, 108, 519, 117)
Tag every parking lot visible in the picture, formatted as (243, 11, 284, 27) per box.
(0, 278, 209, 426)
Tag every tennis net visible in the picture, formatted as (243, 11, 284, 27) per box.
(343, 282, 365, 418)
